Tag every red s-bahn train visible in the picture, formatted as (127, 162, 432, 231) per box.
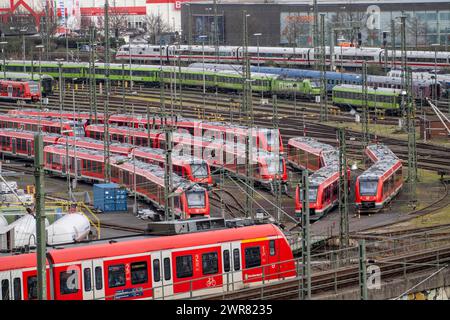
(0, 114, 84, 136)
(7, 109, 283, 154)
(290, 137, 350, 221)
(56, 136, 213, 186)
(0, 129, 60, 159)
(0, 224, 296, 300)
(0, 79, 41, 102)
(43, 145, 210, 218)
(355, 144, 403, 212)
(85, 124, 287, 192)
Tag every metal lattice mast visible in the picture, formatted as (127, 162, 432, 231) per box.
(242, 11, 254, 218)
(273, 95, 282, 222)
(164, 129, 174, 220)
(34, 134, 47, 300)
(338, 128, 349, 252)
(213, 0, 219, 62)
(300, 170, 311, 300)
(103, 0, 111, 182)
(319, 13, 327, 122)
(400, 16, 408, 128)
(313, 0, 319, 69)
(391, 19, 396, 70)
(406, 67, 418, 195)
(362, 61, 369, 149)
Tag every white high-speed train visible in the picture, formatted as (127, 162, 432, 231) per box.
(115, 44, 450, 70)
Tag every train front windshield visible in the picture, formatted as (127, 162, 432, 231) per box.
(300, 186, 318, 202)
(70, 121, 86, 137)
(190, 163, 209, 178)
(186, 190, 206, 208)
(267, 159, 284, 174)
(359, 179, 379, 196)
(28, 82, 39, 93)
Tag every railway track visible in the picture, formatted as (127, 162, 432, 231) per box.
(196, 242, 450, 300)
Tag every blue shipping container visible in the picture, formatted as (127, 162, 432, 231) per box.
(93, 183, 128, 212)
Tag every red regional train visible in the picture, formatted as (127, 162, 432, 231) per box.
(7, 109, 283, 153)
(355, 144, 403, 212)
(291, 137, 350, 220)
(0, 115, 84, 136)
(0, 129, 60, 159)
(85, 124, 287, 192)
(43, 145, 210, 218)
(0, 80, 41, 102)
(0, 224, 296, 300)
(56, 136, 213, 186)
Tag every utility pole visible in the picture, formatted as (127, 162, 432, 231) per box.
(362, 61, 369, 149)
(34, 133, 47, 300)
(338, 128, 349, 254)
(57, 60, 64, 129)
(359, 240, 368, 300)
(103, 0, 111, 182)
(400, 16, 407, 130)
(391, 19, 396, 70)
(164, 129, 174, 220)
(44, 1, 50, 60)
(242, 11, 254, 219)
(300, 170, 311, 300)
(319, 14, 327, 122)
(313, 0, 319, 69)
(273, 95, 282, 222)
(406, 67, 418, 199)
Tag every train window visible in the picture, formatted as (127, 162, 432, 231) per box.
(108, 264, 126, 288)
(60, 270, 79, 295)
(95, 267, 103, 290)
(131, 262, 148, 285)
(233, 249, 241, 271)
(1, 279, 9, 300)
(176, 255, 193, 278)
(27, 276, 37, 300)
(269, 240, 276, 256)
(83, 268, 92, 292)
(13, 278, 21, 300)
(153, 259, 161, 282)
(163, 258, 171, 281)
(223, 250, 230, 272)
(202, 252, 219, 275)
(245, 247, 261, 269)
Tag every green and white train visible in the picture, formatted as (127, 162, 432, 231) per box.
(0, 61, 321, 99)
(332, 84, 402, 113)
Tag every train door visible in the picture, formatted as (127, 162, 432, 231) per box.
(90, 260, 105, 300)
(151, 252, 163, 299)
(160, 250, 173, 298)
(0, 270, 22, 300)
(230, 242, 243, 291)
(7, 84, 12, 98)
(0, 271, 11, 300)
(221, 243, 232, 293)
(27, 140, 32, 157)
(11, 138, 16, 154)
(77, 159, 82, 178)
(81, 261, 94, 300)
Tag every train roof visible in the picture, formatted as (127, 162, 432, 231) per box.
(0, 72, 53, 80)
(309, 164, 339, 187)
(288, 136, 335, 154)
(359, 144, 400, 180)
(333, 84, 402, 94)
(135, 146, 206, 165)
(0, 128, 61, 139)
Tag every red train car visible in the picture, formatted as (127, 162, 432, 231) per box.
(0, 115, 83, 136)
(355, 144, 403, 212)
(0, 80, 41, 102)
(0, 129, 60, 159)
(8, 109, 283, 153)
(43, 145, 210, 218)
(56, 137, 213, 186)
(85, 124, 287, 192)
(0, 224, 296, 300)
(287, 137, 336, 172)
(292, 137, 350, 220)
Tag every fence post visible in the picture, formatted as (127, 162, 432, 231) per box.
(190, 279, 193, 298)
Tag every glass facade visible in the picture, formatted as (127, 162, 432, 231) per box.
(280, 8, 450, 47)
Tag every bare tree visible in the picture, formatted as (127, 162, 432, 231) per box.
(142, 13, 172, 44)
(408, 17, 428, 47)
(281, 15, 311, 46)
